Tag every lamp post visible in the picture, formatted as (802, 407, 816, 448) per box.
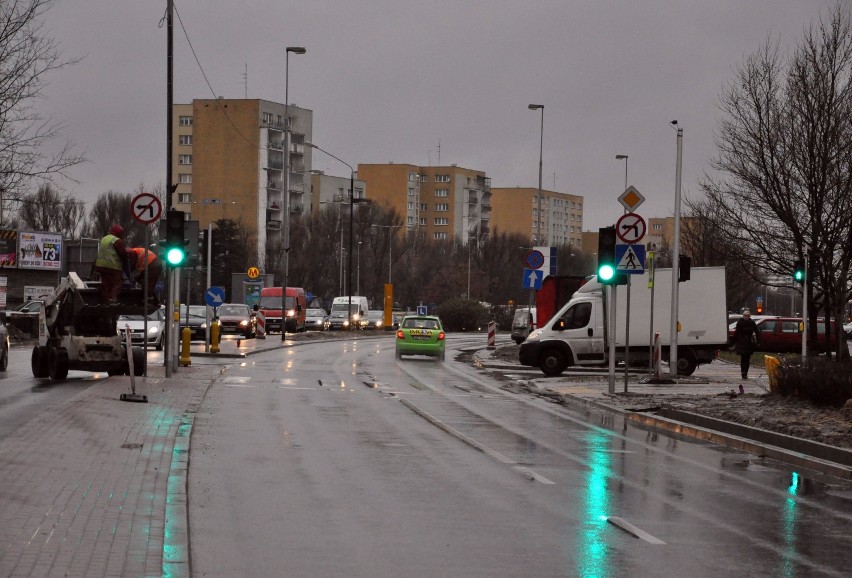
(306, 141, 369, 329)
(370, 224, 404, 284)
(669, 121, 683, 375)
(319, 197, 346, 294)
(357, 241, 362, 294)
(281, 45, 305, 342)
(528, 104, 544, 244)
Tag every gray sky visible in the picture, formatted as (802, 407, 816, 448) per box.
(40, 0, 837, 233)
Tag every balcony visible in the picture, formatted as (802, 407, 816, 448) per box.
(265, 161, 284, 171)
(266, 220, 282, 230)
(268, 202, 282, 211)
(288, 182, 306, 195)
(290, 143, 305, 155)
(291, 203, 305, 215)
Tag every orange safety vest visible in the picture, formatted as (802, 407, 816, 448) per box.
(129, 248, 158, 274)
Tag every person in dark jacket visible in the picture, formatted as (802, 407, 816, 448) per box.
(733, 309, 760, 379)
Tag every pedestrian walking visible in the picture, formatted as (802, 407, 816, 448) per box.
(94, 224, 132, 304)
(127, 247, 163, 297)
(733, 309, 760, 379)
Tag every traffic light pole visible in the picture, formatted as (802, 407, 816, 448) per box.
(802, 252, 809, 360)
(608, 285, 617, 394)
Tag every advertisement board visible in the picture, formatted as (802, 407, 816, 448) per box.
(0, 230, 16, 267)
(18, 231, 62, 270)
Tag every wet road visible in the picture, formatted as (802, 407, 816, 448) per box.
(187, 335, 852, 577)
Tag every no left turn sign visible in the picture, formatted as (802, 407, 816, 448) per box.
(615, 212, 646, 244)
(131, 193, 162, 225)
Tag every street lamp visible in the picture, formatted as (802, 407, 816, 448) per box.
(615, 154, 628, 191)
(528, 104, 544, 244)
(357, 241, 362, 294)
(305, 141, 370, 329)
(370, 224, 404, 284)
(319, 197, 346, 294)
(281, 45, 305, 342)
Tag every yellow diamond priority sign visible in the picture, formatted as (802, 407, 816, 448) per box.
(618, 186, 645, 212)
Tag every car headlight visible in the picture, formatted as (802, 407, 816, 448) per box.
(147, 326, 159, 335)
(200, 323, 207, 329)
(526, 329, 543, 341)
(343, 320, 349, 327)
(239, 320, 248, 327)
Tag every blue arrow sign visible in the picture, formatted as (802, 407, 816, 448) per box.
(204, 286, 226, 307)
(522, 268, 544, 290)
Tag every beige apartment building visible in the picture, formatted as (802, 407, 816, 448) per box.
(490, 187, 584, 247)
(171, 98, 313, 270)
(356, 164, 491, 244)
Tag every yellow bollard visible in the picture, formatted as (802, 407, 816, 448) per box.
(764, 355, 780, 393)
(180, 326, 192, 366)
(210, 320, 221, 353)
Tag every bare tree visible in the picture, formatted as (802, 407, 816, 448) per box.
(0, 0, 84, 224)
(15, 182, 85, 237)
(700, 3, 852, 354)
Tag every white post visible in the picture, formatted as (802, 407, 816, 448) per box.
(669, 125, 683, 376)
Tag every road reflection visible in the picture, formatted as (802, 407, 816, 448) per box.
(575, 430, 612, 577)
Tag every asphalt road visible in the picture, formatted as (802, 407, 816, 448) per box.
(186, 335, 852, 577)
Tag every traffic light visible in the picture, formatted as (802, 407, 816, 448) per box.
(164, 210, 186, 267)
(678, 255, 692, 283)
(199, 229, 209, 267)
(597, 226, 617, 284)
(793, 260, 805, 283)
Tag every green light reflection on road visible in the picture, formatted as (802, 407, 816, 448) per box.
(576, 430, 612, 578)
(781, 471, 799, 578)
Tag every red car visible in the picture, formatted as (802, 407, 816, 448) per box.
(735, 317, 840, 353)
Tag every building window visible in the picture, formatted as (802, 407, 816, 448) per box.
(408, 202, 416, 210)
(408, 173, 417, 182)
(435, 175, 450, 183)
(434, 232, 449, 240)
(262, 112, 273, 124)
(435, 203, 449, 211)
(179, 116, 192, 126)
(435, 189, 448, 197)
(408, 188, 415, 197)
(434, 217, 448, 226)
(419, 217, 427, 226)
(179, 154, 192, 165)
(652, 223, 663, 230)
(179, 134, 192, 146)
(178, 193, 191, 204)
(420, 203, 428, 211)
(179, 173, 192, 184)
(408, 216, 414, 225)
(277, 114, 283, 125)
(420, 174, 428, 182)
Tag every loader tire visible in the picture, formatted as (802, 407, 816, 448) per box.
(32, 346, 49, 378)
(48, 347, 69, 380)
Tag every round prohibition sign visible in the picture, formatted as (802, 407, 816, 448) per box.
(131, 193, 162, 225)
(615, 212, 646, 244)
(525, 250, 545, 270)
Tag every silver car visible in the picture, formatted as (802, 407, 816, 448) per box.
(117, 307, 166, 350)
(305, 308, 329, 331)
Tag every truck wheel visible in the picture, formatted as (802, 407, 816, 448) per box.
(540, 348, 568, 376)
(131, 347, 146, 376)
(676, 351, 698, 376)
(156, 335, 164, 351)
(32, 346, 50, 378)
(48, 347, 69, 380)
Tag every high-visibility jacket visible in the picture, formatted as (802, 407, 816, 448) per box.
(95, 234, 123, 270)
(129, 247, 158, 275)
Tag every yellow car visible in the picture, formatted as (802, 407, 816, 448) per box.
(395, 315, 446, 361)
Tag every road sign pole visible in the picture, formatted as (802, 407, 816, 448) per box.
(205, 223, 212, 353)
(608, 285, 617, 394)
(624, 277, 630, 393)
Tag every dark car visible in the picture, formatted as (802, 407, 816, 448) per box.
(216, 303, 256, 338)
(178, 305, 209, 341)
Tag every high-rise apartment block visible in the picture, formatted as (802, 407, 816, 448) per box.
(356, 164, 491, 244)
(171, 98, 313, 269)
(490, 187, 584, 247)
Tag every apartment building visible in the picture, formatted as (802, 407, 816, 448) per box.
(490, 187, 584, 247)
(356, 163, 491, 244)
(308, 172, 366, 214)
(171, 98, 313, 270)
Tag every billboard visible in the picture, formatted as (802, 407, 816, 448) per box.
(18, 231, 62, 270)
(0, 230, 16, 267)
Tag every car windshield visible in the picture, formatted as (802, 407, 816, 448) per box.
(219, 305, 248, 316)
(307, 309, 325, 316)
(181, 306, 207, 318)
(259, 296, 295, 309)
(367, 311, 383, 320)
(402, 318, 439, 329)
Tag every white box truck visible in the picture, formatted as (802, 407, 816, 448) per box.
(519, 266, 728, 376)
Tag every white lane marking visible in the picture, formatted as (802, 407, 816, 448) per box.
(222, 376, 252, 383)
(606, 517, 667, 544)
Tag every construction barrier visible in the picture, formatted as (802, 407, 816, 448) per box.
(210, 320, 221, 353)
(256, 310, 266, 339)
(765, 355, 781, 393)
(487, 321, 496, 349)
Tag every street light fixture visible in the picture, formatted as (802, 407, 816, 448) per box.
(281, 45, 306, 342)
(357, 241, 362, 294)
(528, 104, 544, 245)
(615, 155, 628, 191)
(305, 140, 370, 329)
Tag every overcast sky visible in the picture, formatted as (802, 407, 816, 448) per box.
(39, 0, 837, 232)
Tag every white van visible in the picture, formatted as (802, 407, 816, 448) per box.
(511, 307, 537, 344)
(328, 296, 370, 330)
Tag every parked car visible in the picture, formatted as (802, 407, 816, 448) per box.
(116, 307, 166, 350)
(363, 310, 385, 330)
(11, 300, 44, 314)
(305, 307, 329, 331)
(511, 307, 537, 344)
(216, 303, 256, 338)
(395, 315, 446, 361)
(178, 305, 209, 341)
(844, 321, 852, 339)
(731, 316, 840, 353)
(0, 312, 9, 371)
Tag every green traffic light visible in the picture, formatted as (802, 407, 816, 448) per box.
(166, 247, 185, 266)
(794, 270, 804, 282)
(598, 264, 615, 282)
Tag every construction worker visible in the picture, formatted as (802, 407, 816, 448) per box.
(127, 247, 162, 296)
(94, 224, 132, 304)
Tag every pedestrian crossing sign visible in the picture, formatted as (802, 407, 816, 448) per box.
(615, 243, 646, 274)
